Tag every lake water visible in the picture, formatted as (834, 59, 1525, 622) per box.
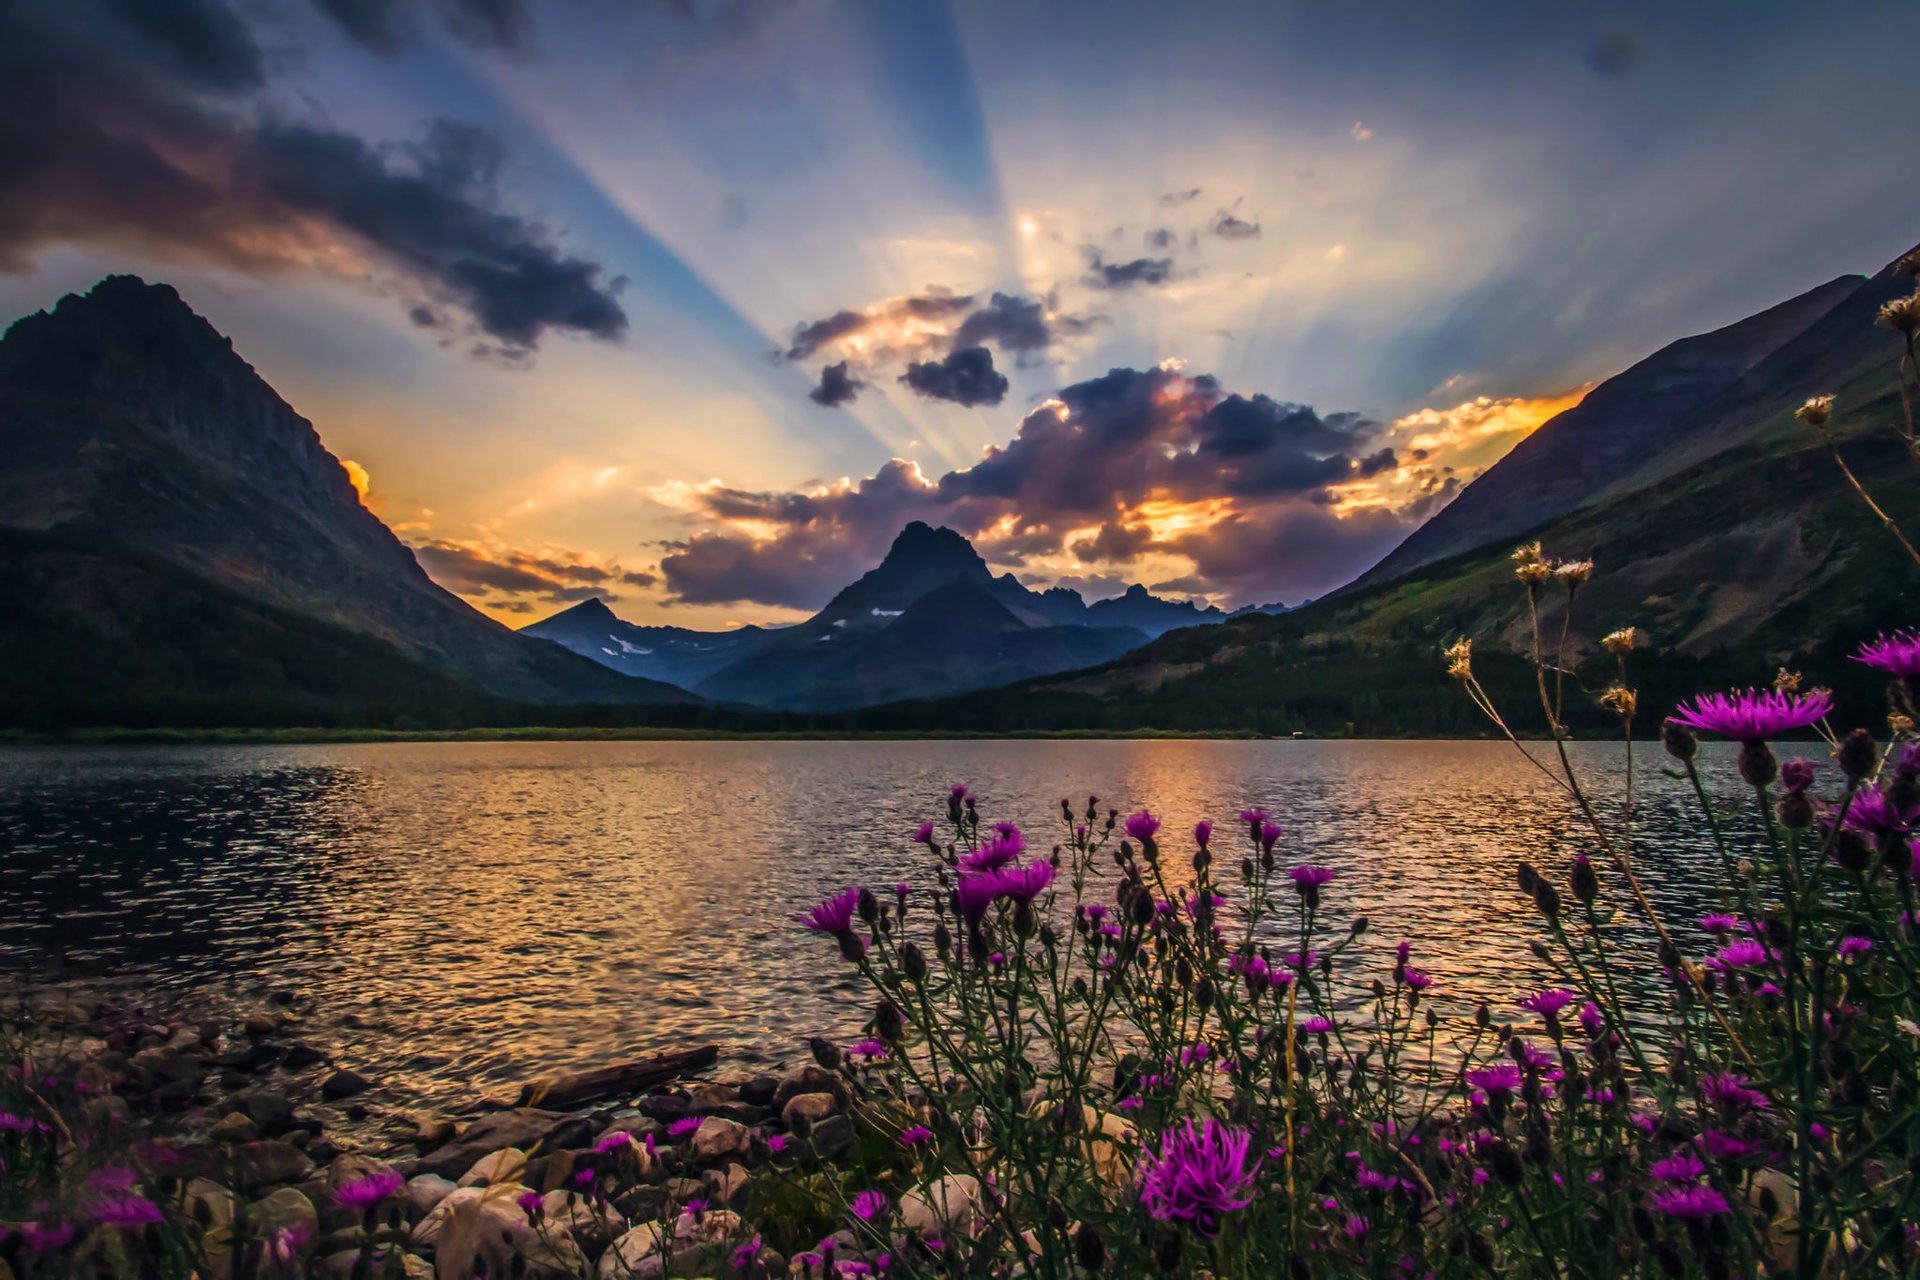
(0, 739, 1780, 1111)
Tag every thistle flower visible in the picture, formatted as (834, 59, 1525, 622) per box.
(1465, 1064, 1522, 1094)
(959, 830, 1024, 873)
(517, 1189, 543, 1216)
(1648, 1150, 1706, 1182)
(1259, 820, 1283, 851)
(1193, 819, 1213, 848)
(1519, 988, 1575, 1017)
(1879, 288, 1920, 337)
(668, 1116, 703, 1139)
(996, 859, 1056, 903)
(1710, 938, 1772, 969)
(850, 1190, 889, 1224)
(91, 1195, 165, 1229)
(1444, 637, 1473, 682)
(1695, 1130, 1759, 1160)
(21, 1220, 77, 1251)
(331, 1168, 403, 1211)
(1855, 630, 1920, 677)
(1403, 969, 1434, 992)
(1836, 935, 1874, 959)
(1136, 1119, 1261, 1239)
(1669, 688, 1833, 742)
(911, 821, 936, 845)
(1124, 809, 1161, 841)
(592, 1130, 633, 1155)
(846, 1039, 889, 1061)
(1701, 1072, 1771, 1113)
(1699, 913, 1740, 933)
(1650, 1186, 1731, 1219)
(1796, 394, 1835, 429)
(954, 873, 1001, 927)
(1288, 866, 1335, 889)
(1601, 627, 1637, 656)
(899, 1125, 934, 1146)
(1779, 758, 1817, 793)
(798, 888, 863, 935)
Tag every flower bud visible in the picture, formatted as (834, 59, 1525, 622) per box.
(1738, 739, 1777, 787)
(901, 941, 928, 983)
(1836, 728, 1877, 781)
(1570, 855, 1597, 903)
(875, 1000, 905, 1043)
(1662, 719, 1698, 762)
(1776, 791, 1813, 830)
(857, 888, 880, 924)
(1074, 1225, 1106, 1273)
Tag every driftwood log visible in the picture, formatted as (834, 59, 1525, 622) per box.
(515, 1044, 720, 1109)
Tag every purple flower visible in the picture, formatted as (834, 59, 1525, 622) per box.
(1648, 1151, 1706, 1182)
(1137, 1119, 1261, 1239)
(1695, 1130, 1759, 1160)
(767, 1134, 789, 1154)
(1260, 821, 1283, 850)
(1238, 808, 1269, 826)
(1193, 820, 1213, 847)
(850, 1190, 889, 1223)
(798, 888, 863, 935)
(1288, 866, 1335, 889)
(1709, 939, 1772, 969)
(996, 859, 1056, 903)
(1668, 689, 1833, 742)
(1298, 1016, 1334, 1035)
(21, 1220, 76, 1251)
(1699, 913, 1740, 933)
(949, 784, 971, 804)
(1124, 809, 1161, 841)
(1577, 1001, 1606, 1037)
(1701, 1073, 1770, 1114)
(912, 822, 936, 846)
(959, 831, 1024, 873)
(594, 1130, 633, 1154)
(899, 1125, 934, 1146)
(847, 1039, 889, 1061)
(955, 873, 1000, 926)
(91, 1195, 164, 1230)
(731, 1239, 764, 1268)
(84, 1166, 139, 1193)
(1344, 1214, 1371, 1240)
(331, 1168, 403, 1211)
(668, 1116, 703, 1139)
(1855, 630, 1920, 677)
(1465, 1064, 1522, 1094)
(1518, 988, 1576, 1017)
(1836, 935, 1874, 959)
(1779, 758, 1818, 794)
(1840, 787, 1918, 839)
(1403, 969, 1434, 992)
(1650, 1186, 1731, 1220)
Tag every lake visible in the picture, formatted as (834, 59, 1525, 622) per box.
(0, 738, 1779, 1110)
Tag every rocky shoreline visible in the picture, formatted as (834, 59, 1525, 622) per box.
(6, 992, 957, 1278)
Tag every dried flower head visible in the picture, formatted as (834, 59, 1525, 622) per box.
(1553, 559, 1593, 589)
(1515, 560, 1552, 587)
(1512, 541, 1543, 567)
(1898, 248, 1920, 279)
(1880, 288, 1920, 337)
(1599, 686, 1638, 718)
(1796, 394, 1835, 430)
(1600, 627, 1637, 656)
(1774, 667, 1802, 694)
(1443, 637, 1473, 682)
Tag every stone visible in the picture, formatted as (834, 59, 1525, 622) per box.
(210, 1111, 260, 1144)
(700, 1162, 750, 1211)
(737, 1076, 780, 1109)
(808, 1114, 853, 1158)
(538, 1188, 623, 1251)
(772, 1065, 840, 1110)
(230, 1088, 296, 1132)
(320, 1069, 372, 1100)
(456, 1147, 527, 1188)
(899, 1174, 983, 1238)
(216, 1042, 283, 1073)
(416, 1110, 592, 1180)
(516, 1045, 719, 1109)
(244, 1012, 284, 1036)
(431, 1188, 586, 1280)
(327, 1153, 401, 1200)
(230, 1140, 314, 1191)
(779, 1092, 837, 1131)
(283, 1042, 329, 1070)
(636, 1093, 693, 1123)
(689, 1117, 752, 1163)
(410, 1186, 486, 1249)
(182, 1178, 238, 1280)
(412, 1117, 456, 1146)
(405, 1174, 457, 1220)
(242, 1186, 320, 1251)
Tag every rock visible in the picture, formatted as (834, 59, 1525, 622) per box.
(405, 1174, 457, 1220)
(700, 1162, 750, 1211)
(230, 1088, 296, 1132)
(216, 1042, 283, 1073)
(772, 1065, 841, 1110)
(410, 1186, 486, 1249)
(516, 1045, 719, 1110)
(600, 1223, 672, 1279)
(899, 1174, 983, 1238)
(538, 1188, 623, 1251)
(808, 1115, 853, 1158)
(244, 1012, 285, 1036)
(417, 1110, 593, 1180)
(636, 1093, 693, 1123)
(182, 1178, 238, 1280)
(737, 1076, 780, 1109)
(412, 1117, 457, 1146)
(780, 1092, 837, 1131)
(242, 1186, 320, 1252)
(688, 1117, 752, 1163)
(230, 1140, 314, 1191)
(210, 1111, 260, 1144)
(283, 1042, 329, 1070)
(321, 1069, 372, 1099)
(432, 1189, 586, 1280)
(327, 1154, 401, 1200)
(456, 1147, 527, 1188)
(131, 1044, 207, 1088)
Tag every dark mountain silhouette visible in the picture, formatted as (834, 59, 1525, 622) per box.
(0, 276, 694, 724)
(520, 598, 776, 690)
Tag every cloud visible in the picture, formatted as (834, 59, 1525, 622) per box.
(0, 1, 625, 357)
(312, 0, 533, 52)
(652, 365, 1422, 609)
(340, 458, 373, 501)
(950, 292, 1053, 354)
(1085, 252, 1174, 290)
(808, 360, 865, 407)
(1209, 211, 1261, 240)
(1161, 187, 1204, 205)
(1350, 121, 1374, 142)
(783, 289, 972, 360)
(899, 346, 1009, 407)
(411, 536, 656, 610)
(1144, 228, 1175, 249)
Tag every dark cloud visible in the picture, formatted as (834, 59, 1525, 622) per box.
(783, 290, 972, 360)
(1085, 253, 1174, 290)
(658, 365, 1413, 609)
(1145, 227, 1175, 249)
(0, 1, 625, 357)
(1210, 211, 1261, 240)
(312, 0, 532, 52)
(809, 360, 864, 407)
(619, 569, 659, 588)
(899, 346, 1008, 407)
(951, 292, 1052, 354)
(413, 538, 653, 607)
(1161, 187, 1204, 205)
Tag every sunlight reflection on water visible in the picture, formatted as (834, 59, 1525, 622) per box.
(0, 739, 1796, 1108)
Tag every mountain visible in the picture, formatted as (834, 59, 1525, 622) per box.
(521, 598, 777, 690)
(839, 242, 1920, 736)
(523, 520, 1230, 709)
(0, 276, 695, 725)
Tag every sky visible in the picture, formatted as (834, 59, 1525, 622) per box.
(2, 0, 1917, 628)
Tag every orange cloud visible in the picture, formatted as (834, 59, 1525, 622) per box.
(340, 457, 372, 501)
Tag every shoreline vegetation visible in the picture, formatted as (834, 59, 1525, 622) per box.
(2, 726, 1649, 746)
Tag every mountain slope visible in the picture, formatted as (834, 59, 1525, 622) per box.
(1356, 273, 1864, 588)
(0, 276, 695, 715)
(520, 598, 776, 689)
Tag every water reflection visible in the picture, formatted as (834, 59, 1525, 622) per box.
(0, 739, 1790, 1109)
